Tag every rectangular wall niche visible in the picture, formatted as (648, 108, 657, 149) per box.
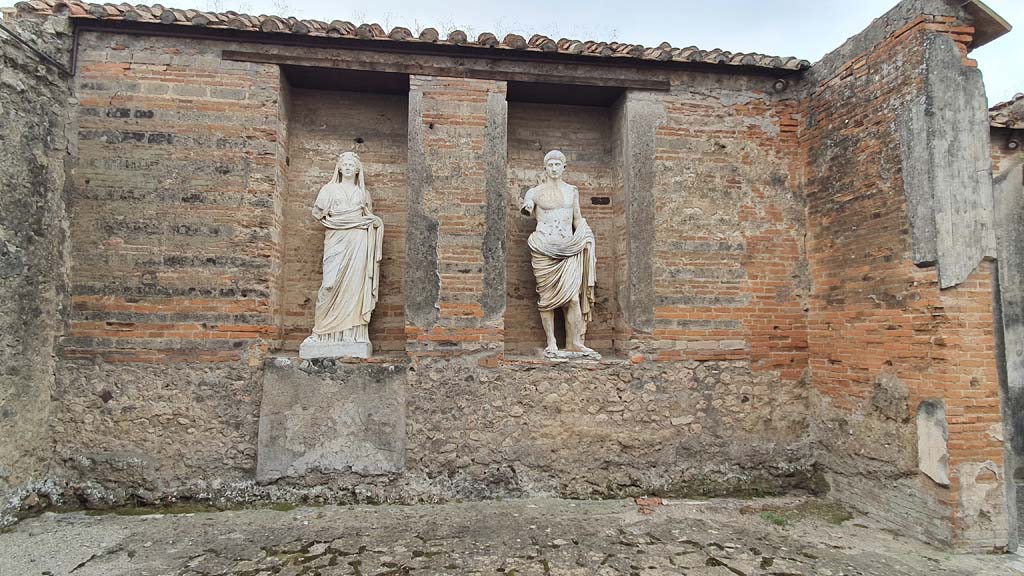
(279, 67, 409, 353)
(505, 83, 627, 356)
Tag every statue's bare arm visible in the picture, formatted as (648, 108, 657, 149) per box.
(521, 188, 537, 217)
(572, 186, 583, 230)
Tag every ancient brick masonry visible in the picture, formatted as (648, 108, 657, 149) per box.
(406, 76, 507, 354)
(0, 0, 1017, 554)
(65, 32, 284, 363)
(801, 10, 1008, 551)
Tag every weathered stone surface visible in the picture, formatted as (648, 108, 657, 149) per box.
(917, 399, 950, 486)
(958, 460, 1010, 550)
(298, 339, 371, 359)
(616, 91, 664, 334)
(0, 0, 1014, 556)
(53, 360, 263, 489)
(2, 497, 1020, 576)
(257, 359, 406, 483)
(899, 33, 996, 288)
(803, 0, 1007, 551)
(993, 160, 1024, 550)
(0, 12, 72, 521)
(404, 85, 440, 330)
(403, 357, 814, 500)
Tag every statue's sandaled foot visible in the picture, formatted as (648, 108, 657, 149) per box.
(546, 343, 601, 361)
(543, 344, 559, 358)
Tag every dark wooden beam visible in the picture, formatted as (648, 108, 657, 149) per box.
(222, 50, 672, 91)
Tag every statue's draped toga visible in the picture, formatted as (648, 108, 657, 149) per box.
(523, 188, 596, 321)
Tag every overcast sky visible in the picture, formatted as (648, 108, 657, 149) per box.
(207, 0, 1021, 105)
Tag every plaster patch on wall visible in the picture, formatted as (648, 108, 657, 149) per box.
(898, 33, 996, 288)
(957, 460, 1009, 549)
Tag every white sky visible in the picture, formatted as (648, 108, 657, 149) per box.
(205, 0, 1022, 105)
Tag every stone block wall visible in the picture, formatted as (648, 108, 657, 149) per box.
(801, 1, 1008, 551)
(0, 11, 72, 514)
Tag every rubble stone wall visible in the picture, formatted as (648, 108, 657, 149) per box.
(0, 12, 72, 517)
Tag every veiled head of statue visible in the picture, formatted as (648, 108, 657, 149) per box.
(336, 151, 362, 178)
(332, 151, 366, 189)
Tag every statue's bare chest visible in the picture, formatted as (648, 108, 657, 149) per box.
(533, 184, 574, 211)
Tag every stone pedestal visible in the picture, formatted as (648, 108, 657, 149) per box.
(256, 358, 406, 484)
(299, 338, 372, 359)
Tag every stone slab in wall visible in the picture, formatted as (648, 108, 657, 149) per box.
(256, 359, 407, 483)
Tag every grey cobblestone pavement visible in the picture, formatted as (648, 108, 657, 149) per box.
(1, 496, 1022, 575)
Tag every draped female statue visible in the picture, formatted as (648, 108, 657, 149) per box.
(299, 151, 383, 359)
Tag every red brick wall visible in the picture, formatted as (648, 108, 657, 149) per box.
(802, 15, 1007, 550)
(406, 76, 505, 353)
(65, 31, 284, 363)
(281, 87, 407, 353)
(506, 102, 622, 355)
(648, 77, 807, 382)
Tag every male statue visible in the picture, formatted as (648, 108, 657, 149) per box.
(521, 150, 600, 359)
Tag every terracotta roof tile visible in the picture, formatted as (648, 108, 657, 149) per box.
(990, 93, 1024, 129)
(14, 0, 812, 71)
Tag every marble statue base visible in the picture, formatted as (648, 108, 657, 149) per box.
(543, 348, 602, 361)
(299, 337, 372, 360)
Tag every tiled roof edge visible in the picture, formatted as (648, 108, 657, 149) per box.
(11, 0, 812, 71)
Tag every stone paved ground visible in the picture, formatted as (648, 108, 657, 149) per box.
(1, 497, 1022, 575)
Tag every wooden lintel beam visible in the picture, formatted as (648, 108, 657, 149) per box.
(222, 50, 672, 91)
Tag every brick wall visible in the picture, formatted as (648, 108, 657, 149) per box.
(54, 31, 286, 485)
(406, 76, 506, 353)
(648, 76, 807, 383)
(992, 129, 1023, 175)
(281, 87, 407, 353)
(802, 10, 1008, 551)
(64, 31, 284, 363)
(17, 4, 1010, 547)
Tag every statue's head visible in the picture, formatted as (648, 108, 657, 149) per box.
(543, 150, 566, 180)
(336, 151, 362, 180)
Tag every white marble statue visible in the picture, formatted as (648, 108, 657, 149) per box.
(299, 151, 383, 359)
(521, 150, 600, 359)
